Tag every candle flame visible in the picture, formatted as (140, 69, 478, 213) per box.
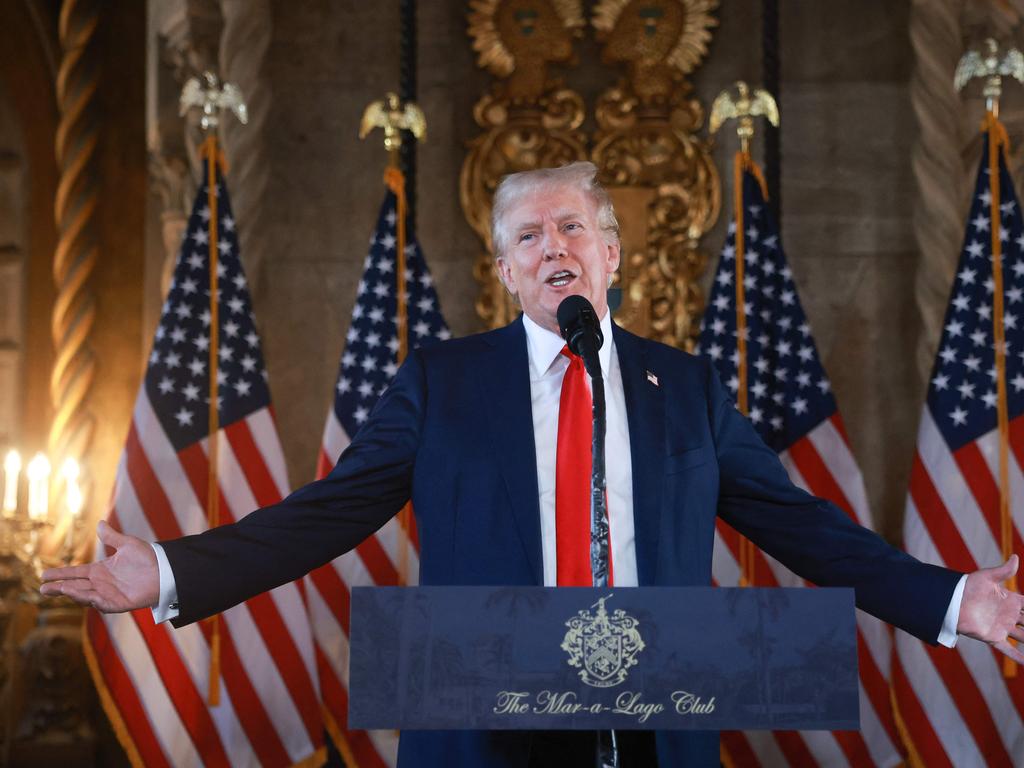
(27, 453, 51, 521)
(62, 458, 83, 518)
(2, 450, 20, 516)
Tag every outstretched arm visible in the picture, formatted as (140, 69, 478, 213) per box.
(40, 520, 159, 612)
(958, 555, 1024, 663)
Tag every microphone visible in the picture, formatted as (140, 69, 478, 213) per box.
(557, 295, 604, 379)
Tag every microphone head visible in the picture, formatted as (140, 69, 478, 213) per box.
(557, 295, 603, 356)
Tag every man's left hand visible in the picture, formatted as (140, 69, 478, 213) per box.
(958, 554, 1024, 663)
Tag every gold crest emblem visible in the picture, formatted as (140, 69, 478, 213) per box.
(561, 593, 645, 688)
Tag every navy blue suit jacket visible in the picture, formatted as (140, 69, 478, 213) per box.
(162, 318, 961, 767)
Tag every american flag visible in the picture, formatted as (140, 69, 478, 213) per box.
(893, 127, 1024, 766)
(305, 186, 449, 767)
(83, 153, 324, 767)
(698, 167, 902, 767)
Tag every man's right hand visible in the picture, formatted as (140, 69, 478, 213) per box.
(40, 520, 159, 613)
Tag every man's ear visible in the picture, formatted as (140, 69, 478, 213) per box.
(495, 257, 516, 296)
(606, 240, 621, 275)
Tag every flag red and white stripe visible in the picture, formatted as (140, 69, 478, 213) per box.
(84, 398, 325, 767)
(306, 412, 418, 768)
(303, 185, 448, 767)
(890, 123, 1024, 768)
(892, 414, 1024, 767)
(84, 153, 323, 767)
(714, 415, 902, 768)
(699, 163, 901, 767)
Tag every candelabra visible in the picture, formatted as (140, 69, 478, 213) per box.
(0, 449, 94, 765)
(1, 450, 85, 579)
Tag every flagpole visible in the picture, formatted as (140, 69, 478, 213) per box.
(386, 158, 413, 587)
(200, 133, 224, 706)
(983, 108, 1017, 678)
(731, 149, 754, 586)
(180, 71, 249, 707)
(956, 39, 1022, 677)
(360, 93, 427, 587)
(711, 82, 779, 588)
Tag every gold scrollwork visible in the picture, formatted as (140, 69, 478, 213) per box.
(467, 0, 585, 102)
(590, 0, 719, 348)
(462, 0, 720, 346)
(463, 0, 588, 329)
(592, 0, 718, 102)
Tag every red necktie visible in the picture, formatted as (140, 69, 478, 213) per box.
(556, 346, 613, 586)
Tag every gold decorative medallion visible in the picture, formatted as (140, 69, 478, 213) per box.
(590, 0, 720, 348)
(468, 0, 585, 102)
(462, 0, 720, 345)
(561, 594, 645, 688)
(463, 0, 588, 328)
(592, 0, 717, 102)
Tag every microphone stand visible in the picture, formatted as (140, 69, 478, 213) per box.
(588, 370, 618, 768)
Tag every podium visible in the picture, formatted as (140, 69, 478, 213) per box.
(349, 586, 859, 732)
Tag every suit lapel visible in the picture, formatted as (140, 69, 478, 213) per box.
(613, 325, 664, 586)
(478, 317, 543, 584)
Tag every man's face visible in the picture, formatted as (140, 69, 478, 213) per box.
(496, 184, 620, 334)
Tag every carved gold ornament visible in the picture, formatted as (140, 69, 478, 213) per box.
(592, 0, 717, 102)
(589, 0, 720, 348)
(463, 0, 589, 329)
(467, 0, 585, 102)
(462, 0, 720, 345)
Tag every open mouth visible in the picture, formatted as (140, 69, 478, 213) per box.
(545, 270, 576, 288)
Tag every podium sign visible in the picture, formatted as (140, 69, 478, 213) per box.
(349, 586, 858, 731)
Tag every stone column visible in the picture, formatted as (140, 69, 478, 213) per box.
(144, 0, 221, 342)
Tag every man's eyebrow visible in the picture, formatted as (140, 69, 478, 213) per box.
(513, 219, 541, 233)
(512, 209, 586, 233)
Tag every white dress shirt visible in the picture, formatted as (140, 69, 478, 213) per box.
(523, 310, 636, 587)
(152, 311, 966, 645)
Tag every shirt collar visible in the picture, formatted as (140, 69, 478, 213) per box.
(523, 308, 615, 379)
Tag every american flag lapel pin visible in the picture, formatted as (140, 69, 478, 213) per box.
(646, 370, 659, 387)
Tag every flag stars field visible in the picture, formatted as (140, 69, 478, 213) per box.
(308, 188, 450, 767)
(897, 126, 1024, 764)
(698, 167, 901, 767)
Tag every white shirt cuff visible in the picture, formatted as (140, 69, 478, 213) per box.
(150, 542, 180, 624)
(937, 574, 968, 648)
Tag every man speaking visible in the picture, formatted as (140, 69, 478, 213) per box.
(41, 163, 1024, 767)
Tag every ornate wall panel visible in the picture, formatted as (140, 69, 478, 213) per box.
(462, 0, 589, 329)
(462, 0, 720, 347)
(590, 0, 719, 347)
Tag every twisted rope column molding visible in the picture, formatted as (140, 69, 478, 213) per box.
(218, 0, 271, 289)
(910, 0, 971, 384)
(51, 0, 100, 511)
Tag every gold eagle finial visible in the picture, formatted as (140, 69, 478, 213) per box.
(709, 81, 779, 153)
(359, 93, 427, 156)
(179, 71, 248, 131)
(955, 38, 1024, 114)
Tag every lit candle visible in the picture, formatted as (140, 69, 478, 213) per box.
(2, 450, 19, 518)
(61, 458, 82, 554)
(26, 453, 51, 522)
(62, 458, 82, 518)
